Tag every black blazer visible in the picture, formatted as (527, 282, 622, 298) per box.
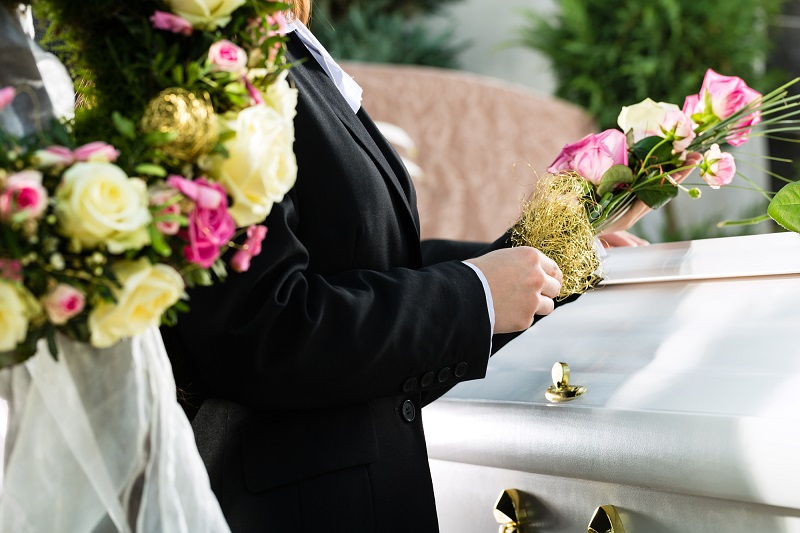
(162, 32, 514, 532)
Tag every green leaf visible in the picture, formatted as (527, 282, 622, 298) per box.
(45, 326, 59, 361)
(768, 181, 800, 232)
(112, 111, 137, 140)
(172, 64, 184, 86)
(597, 164, 634, 196)
(633, 177, 679, 209)
(631, 135, 673, 165)
(143, 130, 178, 146)
(148, 225, 172, 257)
(224, 82, 248, 95)
(134, 163, 168, 177)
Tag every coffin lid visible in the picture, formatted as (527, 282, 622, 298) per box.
(425, 232, 800, 510)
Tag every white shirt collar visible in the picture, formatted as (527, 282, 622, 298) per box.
(286, 19, 363, 113)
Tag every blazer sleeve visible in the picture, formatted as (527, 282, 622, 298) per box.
(167, 188, 493, 411)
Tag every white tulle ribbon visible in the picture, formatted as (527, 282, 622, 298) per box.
(0, 329, 230, 533)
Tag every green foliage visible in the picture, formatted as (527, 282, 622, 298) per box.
(312, 0, 464, 68)
(320, 0, 460, 19)
(518, 0, 785, 130)
(768, 180, 800, 231)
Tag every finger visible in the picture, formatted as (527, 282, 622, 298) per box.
(537, 251, 563, 282)
(541, 274, 562, 299)
(600, 230, 648, 248)
(535, 295, 555, 316)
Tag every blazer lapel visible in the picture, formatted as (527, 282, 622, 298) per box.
(285, 34, 421, 241)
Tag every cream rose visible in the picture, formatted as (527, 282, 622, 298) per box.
(262, 71, 299, 123)
(0, 279, 41, 351)
(213, 85, 298, 226)
(88, 259, 185, 348)
(617, 98, 681, 143)
(165, 0, 245, 30)
(55, 162, 151, 253)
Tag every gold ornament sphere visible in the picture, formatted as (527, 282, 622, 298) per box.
(140, 88, 218, 161)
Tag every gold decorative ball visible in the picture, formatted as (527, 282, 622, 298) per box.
(140, 88, 218, 161)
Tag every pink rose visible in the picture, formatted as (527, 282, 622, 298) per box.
(150, 188, 182, 236)
(683, 69, 761, 146)
(41, 283, 85, 325)
(34, 145, 75, 168)
(166, 174, 224, 209)
(0, 258, 22, 282)
(243, 77, 265, 106)
(547, 129, 628, 185)
(267, 12, 288, 36)
(208, 40, 248, 75)
(230, 224, 267, 272)
(73, 141, 120, 163)
(0, 170, 48, 221)
(0, 86, 15, 111)
(699, 144, 736, 189)
(180, 178, 236, 268)
(661, 109, 696, 152)
(150, 10, 193, 36)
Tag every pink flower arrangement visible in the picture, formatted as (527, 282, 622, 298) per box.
(73, 141, 120, 163)
(543, 68, 798, 232)
(0, 258, 22, 282)
(34, 141, 119, 167)
(231, 224, 267, 272)
(0, 0, 295, 361)
(41, 284, 86, 325)
(168, 176, 236, 268)
(150, 188, 182, 236)
(0, 170, 48, 221)
(150, 10, 193, 36)
(207, 40, 248, 75)
(699, 144, 736, 189)
(547, 130, 628, 185)
(0, 86, 15, 111)
(683, 69, 761, 147)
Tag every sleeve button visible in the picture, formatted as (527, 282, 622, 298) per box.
(421, 371, 435, 387)
(402, 377, 418, 393)
(454, 362, 468, 378)
(437, 367, 451, 383)
(401, 400, 416, 422)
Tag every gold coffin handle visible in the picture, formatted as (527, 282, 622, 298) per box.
(493, 489, 527, 533)
(545, 362, 586, 403)
(588, 504, 626, 533)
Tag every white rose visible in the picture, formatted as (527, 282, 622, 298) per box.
(617, 98, 681, 144)
(89, 259, 185, 348)
(213, 97, 298, 227)
(165, 0, 245, 30)
(262, 72, 298, 122)
(56, 162, 151, 253)
(0, 279, 41, 352)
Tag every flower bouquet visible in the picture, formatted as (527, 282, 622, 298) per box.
(0, 0, 298, 366)
(512, 69, 800, 297)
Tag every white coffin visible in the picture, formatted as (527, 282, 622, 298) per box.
(424, 232, 800, 533)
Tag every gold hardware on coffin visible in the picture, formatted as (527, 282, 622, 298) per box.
(545, 362, 586, 403)
(588, 504, 626, 533)
(494, 489, 528, 533)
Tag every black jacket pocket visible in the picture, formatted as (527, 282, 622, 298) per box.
(241, 401, 380, 492)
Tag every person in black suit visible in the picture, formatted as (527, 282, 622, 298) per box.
(161, 2, 652, 531)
